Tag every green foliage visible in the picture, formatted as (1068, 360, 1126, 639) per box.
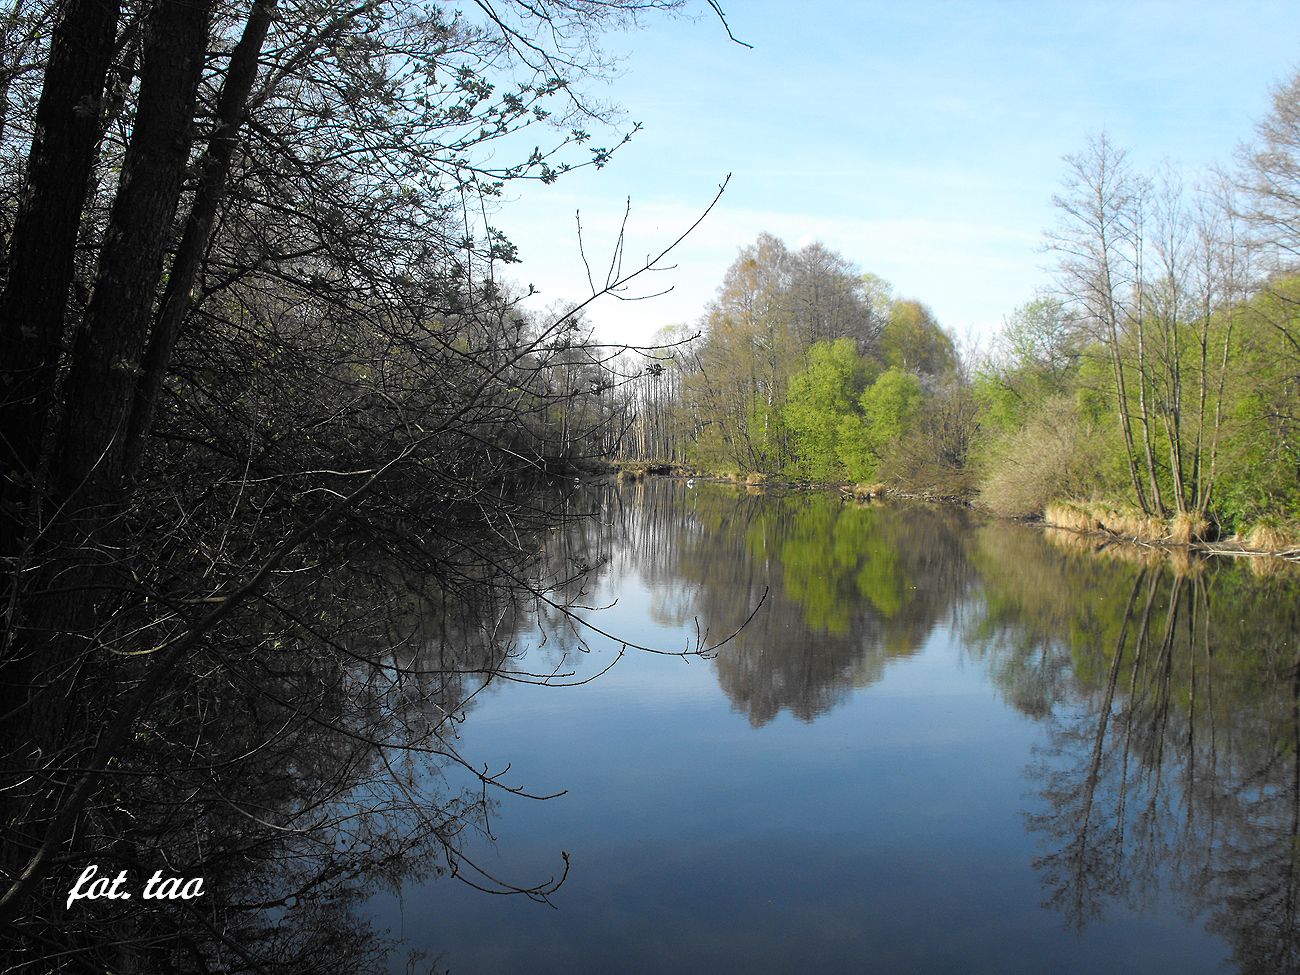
(838, 368, 925, 482)
(972, 373, 1025, 436)
(974, 296, 1078, 444)
(881, 300, 956, 376)
(675, 236, 973, 484)
(836, 414, 874, 482)
(746, 400, 788, 473)
(1002, 295, 1075, 378)
(666, 71, 1300, 523)
(782, 339, 860, 481)
(1071, 348, 1113, 427)
(683, 233, 883, 474)
(1212, 277, 1300, 526)
(862, 368, 925, 439)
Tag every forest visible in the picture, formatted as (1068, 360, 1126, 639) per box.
(610, 74, 1300, 553)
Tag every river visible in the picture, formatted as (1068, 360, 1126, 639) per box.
(368, 477, 1300, 974)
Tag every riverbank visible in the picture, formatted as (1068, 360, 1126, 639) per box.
(603, 460, 1300, 564)
(1041, 499, 1300, 563)
(604, 461, 967, 502)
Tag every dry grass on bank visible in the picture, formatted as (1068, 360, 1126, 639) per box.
(1043, 501, 1102, 533)
(1168, 511, 1211, 544)
(850, 482, 888, 500)
(1043, 501, 1211, 545)
(1043, 497, 1300, 566)
(1243, 517, 1300, 555)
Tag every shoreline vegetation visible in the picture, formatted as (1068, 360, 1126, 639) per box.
(602, 73, 1300, 570)
(599, 461, 1300, 565)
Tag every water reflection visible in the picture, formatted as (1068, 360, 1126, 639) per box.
(966, 525, 1300, 974)
(603, 480, 976, 725)
(586, 479, 1300, 972)
(2, 486, 612, 973)
(28, 475, 1298, 972)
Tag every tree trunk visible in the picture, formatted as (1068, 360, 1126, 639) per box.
(1, 0, 211, 919)
(52, 0, 213, 507)
(0, 0, 120, 918)
(0, 0, 119, 558)
(124, 0, 278, 478)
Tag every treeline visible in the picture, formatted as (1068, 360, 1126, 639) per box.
(613, 70, 1300, 544)
(978, 112, 1298, 545)
(612, 233, 967, 486)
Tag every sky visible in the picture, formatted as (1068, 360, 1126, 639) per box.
(491, 1, 1300, 348)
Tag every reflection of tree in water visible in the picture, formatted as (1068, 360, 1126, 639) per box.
(600, 477, 704, 630)
(970, 525, 1300, 973)
(601, 480, 975, 725)
(4, 488, 618, 974)
(109, 478, 1291, 972)
(553, 483, 1300, 970)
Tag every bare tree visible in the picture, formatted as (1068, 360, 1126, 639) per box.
(1238, 69, 1300, 266)
(1049, 135, 1157, 515)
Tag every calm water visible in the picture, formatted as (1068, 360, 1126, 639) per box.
(370, 479, 1300, 974)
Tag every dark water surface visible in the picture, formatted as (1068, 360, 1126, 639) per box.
(370, 479, 1300, 974)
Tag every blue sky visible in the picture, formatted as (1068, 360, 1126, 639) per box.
(496, 1, 1300, 347)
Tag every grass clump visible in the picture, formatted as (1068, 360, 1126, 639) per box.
(1244, 516, 1300, 554)
(851, 482, 887, 500)
(1168, 511, 1211, 545)
(1044, 501, 1102, 533)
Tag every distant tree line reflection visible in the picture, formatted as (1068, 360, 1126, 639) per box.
(600, 479, 1300, 971)
(598, 479, 976, 725)
(36, 475, 1292, 972)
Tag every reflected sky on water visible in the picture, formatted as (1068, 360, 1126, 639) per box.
(371, 479, 1300, 974)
